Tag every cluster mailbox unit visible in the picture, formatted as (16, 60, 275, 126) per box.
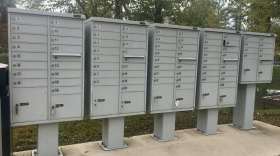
(147, 24, 200, 141)
(196, 28, 241, 135)
(8, 8, 85, 156)
(85, 17, 149, 150)
(232, 32, 276, 130)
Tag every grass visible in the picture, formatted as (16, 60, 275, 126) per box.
(0, 53, 8, 64)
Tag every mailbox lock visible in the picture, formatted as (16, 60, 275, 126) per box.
(15, 104, 19, 114)
(202, 93, 209, 99)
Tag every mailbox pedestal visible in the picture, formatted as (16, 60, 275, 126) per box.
(195, 108, 219, 135)
(99, 117, 127, 150)
(32, 123, 61, 156)
(151, 112, 177, 142)
(232, 84, 256, 130)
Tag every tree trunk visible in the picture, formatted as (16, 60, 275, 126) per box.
(122, 0, 132, 20)
(266, 16, 271, 33)
(154, 0, 163, 23)
(115, 0, 122, 19)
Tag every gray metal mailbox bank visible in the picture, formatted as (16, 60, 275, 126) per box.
(196, 28, 241, 135)
(232, 32, 276, 130)
(147, 24, 200, 141)
(85, 17, 149, 150)
(8, 8, 85, 156)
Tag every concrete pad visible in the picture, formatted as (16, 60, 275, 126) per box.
(13, 121, 280, 156)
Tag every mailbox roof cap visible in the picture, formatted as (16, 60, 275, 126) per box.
(8, 7, 85, 19)
(240, 31, 277, 37)
(86, 17, 150, 26)
(149, 23, 201, 30)
(202, 28, 238, 34)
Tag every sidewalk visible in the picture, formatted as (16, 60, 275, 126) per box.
(14, 121, 280, 156)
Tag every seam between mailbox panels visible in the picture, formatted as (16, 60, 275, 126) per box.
(82, 20, 85, 118)
(194, 30, 200, 109)
(144, 25, 148, 113)
(47, 16, 51, 121)
(172, 28, 179, 110)
(90, 22, 93, 117)
(119, 24, 123, 114)
(8, 12, 13, 123)
(217, 32, 224, 107)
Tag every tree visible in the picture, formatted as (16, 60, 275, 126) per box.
(0, 0, 16, 23)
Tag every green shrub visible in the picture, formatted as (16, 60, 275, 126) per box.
(0, 53, 8, 64)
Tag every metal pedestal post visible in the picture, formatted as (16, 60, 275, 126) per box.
(32, 123, 62, 156)
(232, 84, 256, 130)
(0, 96, 11, 156)
(195, 108, 220, 135)
(99, 117, 127, 151)
(151, 112, 177, 142)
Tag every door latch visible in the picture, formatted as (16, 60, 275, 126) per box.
(220, 95, 226, 100)
(15, 104, 19, 115)
(244, 69, 250, 74)
(154, 96, 162, 105)
(52, 106, 55, 114)
(202, 93, 209, 99)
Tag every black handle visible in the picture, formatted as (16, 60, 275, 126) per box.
(203, 93, 209, 96)
(55, 104, 64, 108)
(177, 98, 183, 101)
(15, 104, 18, 115)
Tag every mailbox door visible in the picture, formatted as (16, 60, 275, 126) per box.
(219, 88, 236, 106)
(257, 64, 273, 81)
(241, 59, 257, 82)
(151, 84, 174, 111)
(200, 83, 218, 107)
(174, 90, 195, 109)
(120, 92, 145, 114)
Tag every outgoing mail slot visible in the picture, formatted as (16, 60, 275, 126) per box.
(155, 36, 176, 43)
(204, 39, 222, 46)
(93, 39, 120, 48)
(12, 61, 47, 69)
(92, 71, 119, 78)
(92, 78, 119, 86)
(50, 36, 82, 45)
(178, 38, 198, 45)
(154, 64, 175, 71)
(51, 45, 82, 53)
(259, 48, 274, 54)
(204, 32, 222, 39)
(12, 70, 47, 78)
(245, 35, 260, 43)
(120, 92, 145, 114)
(220, 77, 237, 82)
(175, 90, 195, 109)
(178, 30, 199, 38)
(93, 22, 120, 32)
(203, 46, 222, 52)
(220, 71, 238, 76)
(122, 78, 145, 84)
(51, 53, 82, 62)
(155, 27, 177, 36)
(242, 53, 258, 59)
(93, 32, 120, 40)
(220, 82, 236, 88)
(51, 79, 82, 86)
(93, 63, 119, 71)
(11, 24, 47, 35)
(219, 88, 236, 106)
(201, 71, 219, 76)
(12, 87, 47, 123)
(11, 34, 47, 44)
(176, 71, 196, 77)
(203, 52, 221, 58)
(223, 34, 240, 41)
(92, 86, 119, 116)
(11, 13, 47, 25)
(122, 41, 146, 49)
(259, 54, 273, 61)
(178, 44, 198, 51)
(121, 84, 145, 92)
(123, 33, 146, 42)
(221, 64, 238, 70)
(260, 37, 275, 43)
(222, 47, 239, 53)
(154, 57, 175, 64)
(93, 55, 119, 63)
(51, 70, 82, 78)
(202, 58, 220, 64)
(259, 43, 274, 49)
(122, 49, 146, 56)
(155, 43, 176, 50)
(176, 77, 195, 83)
(153, 78, 175, 84)
(50, 94, 82, 120)
(11, 43, 47, 52)
(177, 64, 196, 70)
(202, 65, 220, 71)
(122, 71, 145, 78)
(123, 55, 146, 63)
(151, 84, 174, 111)
(200, 83, 218, 107)
(94, 47, 120, 56)
(12, 79, 47, 88)
(244, 47, 258, 54)
(51, 27, 83, 37)
(51, 62, 82, 70)
(50, 17, 82, 29)
(153, 71, 175, 78)
(201, 77, 219, 83)
(178, 51, 197, 58)
(224, 40, 239, 47)
(122, 63, 145, 71)
(11, 52, 47, 61)
(154, 50, 175, 57)
(244, 42, 259, 48)
(51, 86, 82, 95)
(122, 24, 147, 34)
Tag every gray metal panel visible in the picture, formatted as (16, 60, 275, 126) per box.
(11, 34, 47, 43)
(50, 27, 82, 37)
(11, 24, 47, 35)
